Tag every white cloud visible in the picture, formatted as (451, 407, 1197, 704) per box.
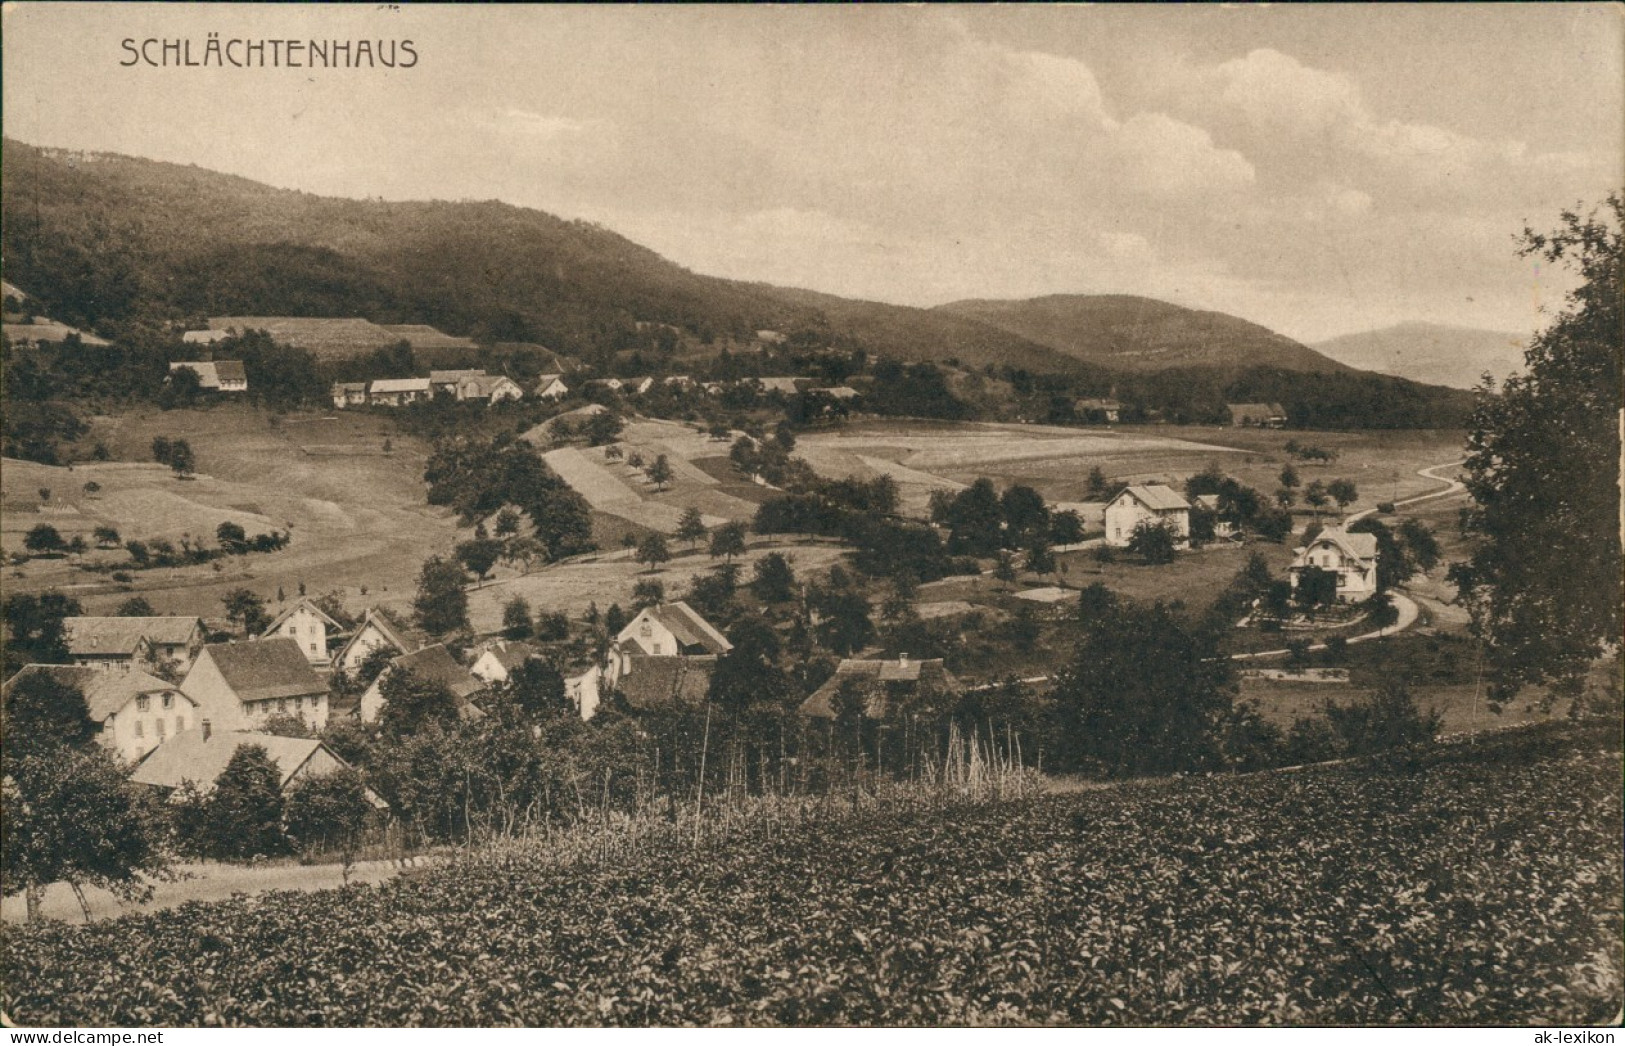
(1109, 112, 1256, 196)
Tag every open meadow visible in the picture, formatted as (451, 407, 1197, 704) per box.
(1, 406, 456, 620)
(795, 420, 1467, 519)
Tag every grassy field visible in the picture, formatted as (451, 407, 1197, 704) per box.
(795, 420, 1467, 518)
(5, 721, 1616, 1026)
(2, 406, 456, 621)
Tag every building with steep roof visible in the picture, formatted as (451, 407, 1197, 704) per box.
(62, 616, 205, 673)
(616, 602, 732, 658)
(1104, 484, 1192, 547)
(469, 639, 539, 684)
(131, 728, 386, 808)
(180, 638, 329, 733)
(1290, 526, 1380, 604)
(259, 597, 345, 667)
(333, 607, 427, 677)
(1, 665, 198, 764)
(358, 644, 486, 724)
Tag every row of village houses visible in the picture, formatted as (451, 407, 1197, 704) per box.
(328, 372, 860, 409)
(7, 503, 1377, 800)
(2, 597, 946, 804)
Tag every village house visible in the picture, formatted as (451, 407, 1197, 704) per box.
(814, 385, 861, 401)
(367, 377, 432, 407)
(358, 644, 487, 724)
(1, 665, 199, 764)
(469, 639, 539, 685)
(333, 607, 427, 675)
(799, 655, 962, 720)
(533, 373, 570, 400)
(168, 360, 248, 393)
(330, 381, 368, 409)
(180, 638, 330, 733)
(617, 602, 732, 658)
(615, 656, 717, 713)
(259, 597, 344, 667)
(62, 616, 205, 673)
(454, 372, 525, 404)
(1226, 402, 1288, 428)
(131, 727, 387, 809)
(662, 375, 695, 389)
(1075, 398, 1122, 423)
(181, 330, 232, 347)
(753, 377, 809, 396)
(564, 658, 618, 721)
(1104, 484, 1192, 547)
(429, 369, 485, 396)
(1290, 526, 1380, 604)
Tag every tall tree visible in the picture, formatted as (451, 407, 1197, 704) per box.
(413, 556, 470, 635)
(1452, 195, 1622, 703)
(221, 588, 269, 635)
(202, 745, 289, 860)
(709, 521, 747, 561)
(635, 533, 672, 572)
(676, 506, 708, 548)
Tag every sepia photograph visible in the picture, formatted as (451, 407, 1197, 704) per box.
(0, 2, 1620, 1029)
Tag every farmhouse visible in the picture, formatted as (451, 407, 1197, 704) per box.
(330, 381, 368, 408)
(533, 374, 569, 400)
(181, 638, 329, 733)
(799, 655, 962, 720)
(1, 665, 198, 764)
(259, 597, 343, 667)
(1227, 403, 1288, 428)
(333, 607, 427, 675)
(168, 360, 248, 392)
(469, 639, 539, 684)
(753, 377, 809, 395)
(1290, 526, 1380, 604)
(564, 658, 618, 721)
(358, 644, 487, 724)
(455, 373, 525, 404)
(617, 602, 732, 658)
(429, 369, 485, 395)
(131, 727, 386, 808)
(1104, 485, 1191, 547)
(616, 656, 716, 711)
(368, 377, 432, 406)
(1075, 398, 1122, 423)
(63, 616, 205, 673)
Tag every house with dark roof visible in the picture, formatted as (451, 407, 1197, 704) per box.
(180, 638, 329, 733)
(63, 616, 205, 673)
(358, 644, 487, 724)
(1226, 403, 1287, 428)
(470, 639, 539, 685)
(368, 377, 432, 406)
(168, 360, 248, 393)
(131, 728, 386, 808)
(616, 655, 716, 712)
(616, 602, 732, 658)
(454, 372, 524, 404)
(1104, 484, 1192, 547)
(2, 665, 198, 764)
(333, 607, 427, 675)
(330, 381, 369, 409)
(1291, 526, 1380, 604)
(259, 597, 344, 667)
(799, 655, 962, 720)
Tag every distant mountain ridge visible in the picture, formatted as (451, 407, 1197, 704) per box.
(1312, 322, 1526, 390)
(935, 294, 1349, 374)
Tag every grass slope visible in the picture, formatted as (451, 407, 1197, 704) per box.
(4, 722, 1618, 1026)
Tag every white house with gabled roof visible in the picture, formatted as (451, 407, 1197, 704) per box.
(1290, 526, 1380, 604)
(1104, 484, 1191, 547)
(259, 597, 343, 667)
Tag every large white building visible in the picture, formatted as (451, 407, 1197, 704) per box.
(1290, 526, 1380, 604)
(1104, 484, 1191, 547)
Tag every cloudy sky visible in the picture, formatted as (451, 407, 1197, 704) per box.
(3, 3, 1619, 342)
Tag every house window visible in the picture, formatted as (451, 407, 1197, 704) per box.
(277, 698, 287, 713)
(136, 696, 150, 713)
(641, 624, 652, 637)
(310, 643, 318, 654)
(162, 693, 174, 710)
(156, 720, 166, 739)
(176, 716, 186, 732)
(135, 721, 144, 738)
(653, 643, 663, 655)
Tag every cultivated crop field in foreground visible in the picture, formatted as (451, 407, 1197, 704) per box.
(4, 723, 1619, 1027)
